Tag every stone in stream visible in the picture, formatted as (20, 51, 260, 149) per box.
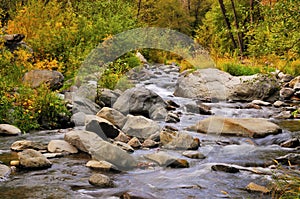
(85, 115, 120, 139)
(165, 112, 180, 123)
(88, 174, 114, 188)
(113, 141, 134, 153)
(244, 103, 262, 109)
(0, 164, 11, 180)
(11, 140, 47, 151)
(182, 151, 206, 159)
(160, 130, 199, 150)
(142, 139, 159, 148)
(273, 100, 284, 107)
(95, 88, 121, 107)
(70, 111, 86, 126)
(122, 115, 161, 139)
(0, 124, 21, 136)
(18, 149, 52, 169)
(187, 116, 281, 138)
(47, 140, 78, 154)
(144, 151, 189, 168)
(114, 131, 130, 143)
(72, 96, 100, 115)
(174, 68, 279, 102)
(251, 100, 271, 106)
(64, 130, 138, 170)
(96, 107, 127, 129)
(280, 138, 299, 148)
(211, 164, 240, 173)
(86, 160, 119, 172)
(245, 182, 270, 194)
(185, 102, 213, 115)
(113, 86, 168, 120)
(274, 111, 292, 119)
(280, 88, 295, 99)
(127, 137, 142, 148)
(288, 76, 300, 88)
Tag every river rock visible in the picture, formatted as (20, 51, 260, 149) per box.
(288, 76, 300, 88)
(88, 174, 114, 188)
(127, 137, 142, 148)
(64, 130, 137, 170)
(23, 70, 64, 90)
(280, 138, 299, 148)
(0, 164, 11, 180)
(122, 115, 161, 139)
(160, 130, 199, 150)
(185, 102, 212, 114)
(211, 164, 240, 173)
(86, 160, 119, 172)
(165, 112, 180, 123)
(246, 182, 270, 194)
(142, 139, 159, 148)
(273, 100, 284, 107)
(47, 140, 78, 154)
(244, 103, 262, 109)
(72, 96, 100, 115)
(70, 112, 86, 126)
(113, 141, 134, 153)
(18, 149, 52, 169)
(113, 86, 168, 119)
(96, 88, 121, 107)
(278, 73, 294, 82)
(280, 88, 294, 99)
(114, 131, 130, 143)
(251, 100, 271, 106)
(182, 151, 206, 159)
(96, 107, 127, 129)
(144, 151, 189, 168)
(188, 116, 281, 138)
(85, 115, 120, 139)
(11, 140, 47, 151)
(274, 111, 292, 119)
(0, 124, 21, 136)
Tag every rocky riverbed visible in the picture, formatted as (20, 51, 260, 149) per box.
(0, 64, 299, 199)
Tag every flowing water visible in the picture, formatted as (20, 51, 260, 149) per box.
(0, 64, 299, 199)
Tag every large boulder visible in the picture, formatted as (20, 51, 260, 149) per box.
(72, 96, 100, 115)
(64, 130, 137, 170)
(0, 124, 21, 136)
(18, 149, 52, 169)
(96, 107, 127, 129)
(122, 115, 161, 139)
(188, 116, 281, 138)
(174, 68, 279, 102)
(113, 86, 168, 119)
(23, 70, 64, 90)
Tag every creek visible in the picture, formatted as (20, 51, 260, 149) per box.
(0, 64, 299, 199)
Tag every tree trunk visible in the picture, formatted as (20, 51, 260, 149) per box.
(137, 0, 142, 19)
(250, 0, 254, 24)
(217, 0, 237, 49)
(230, 0, 243, 55)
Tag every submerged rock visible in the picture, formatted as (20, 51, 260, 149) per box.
(88, 174, 114, 188)
(182, 151, 206, 159)
(188, 116, 281, 138)
(0, 124, 21, 136)
(18, 149, 52, 169)
(211, 164, 240, 173)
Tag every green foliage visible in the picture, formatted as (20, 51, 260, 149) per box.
(221, 62, 260, 76)
(98, 52, 141, 90)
